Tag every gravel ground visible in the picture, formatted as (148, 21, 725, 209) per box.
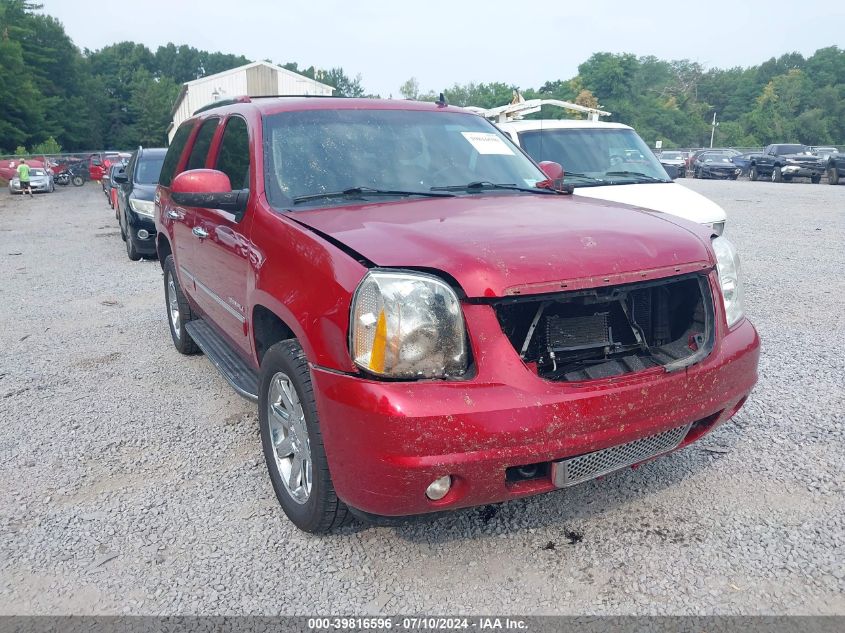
(0, 180, 843, 616)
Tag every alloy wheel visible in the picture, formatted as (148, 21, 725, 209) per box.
(266, 372, 312, 504)
(166, 272, 181, 339)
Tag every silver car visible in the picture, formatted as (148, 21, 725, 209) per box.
(9, 167, 55, 194)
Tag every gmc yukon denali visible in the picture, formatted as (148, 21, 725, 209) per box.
(154, 97, 759, 533)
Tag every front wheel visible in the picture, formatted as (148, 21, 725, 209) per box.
(830, 166, 840, 185)
(749, 165, 759, 181)
(259, 340, 351, 533)
(811, 174, 821, 184)
(772, 166, 783, 183)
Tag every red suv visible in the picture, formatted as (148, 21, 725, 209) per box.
(155, 97, 759, 533)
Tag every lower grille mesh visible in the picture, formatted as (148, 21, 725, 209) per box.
(552, 424, 691, 488)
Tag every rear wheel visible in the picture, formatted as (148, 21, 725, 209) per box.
(163, 255, 199, 354)
(749, 165, 759, 181)
(71, 175, 84, 187)
(772, 166, 783, 183)
(259, 340, 351, 533)
(830, 166, 840, 185)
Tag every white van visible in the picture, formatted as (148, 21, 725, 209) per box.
(494, 118, 727, 235)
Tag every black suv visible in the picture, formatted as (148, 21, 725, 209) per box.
(115, 147, 167, 260)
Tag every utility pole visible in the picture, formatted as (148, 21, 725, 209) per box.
(709, 112, 718, 148)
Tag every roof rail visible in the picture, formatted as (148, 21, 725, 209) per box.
(192, 95, 252, 115)
(249, 94, 342, 100)
(471, 91, 611, 123)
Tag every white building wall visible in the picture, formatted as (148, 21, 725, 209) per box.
(168, 63, 333, 141)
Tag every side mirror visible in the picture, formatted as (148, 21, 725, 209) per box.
(171, 169, 248, 216)
(663, 164, 679, 180)
(113, 171, 128, 184)
(537, 161, 566, 191)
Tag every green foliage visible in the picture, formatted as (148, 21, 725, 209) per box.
(30, 136, 61, 155)
(2, 1, 844, 153)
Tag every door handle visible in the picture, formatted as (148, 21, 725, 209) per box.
(192, 227, 209, 239)
(166, 210, 181, 220)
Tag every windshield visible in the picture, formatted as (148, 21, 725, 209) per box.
(29, 168, 46, 176)
(661, 152, 683, 160)
(263, 109, 546, 207)
(776, 144, 809, 155)
(136, 157, 164, 185)
(517, 128, 670, 186)
(701, 154, 733, 162)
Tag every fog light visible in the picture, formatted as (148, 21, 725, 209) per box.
(137, 229, 150, 239)
(425, 475, 452, 501)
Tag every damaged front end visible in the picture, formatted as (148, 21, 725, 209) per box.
(495, 273, 715, 381)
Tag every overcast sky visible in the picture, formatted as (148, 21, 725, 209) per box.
(39, 1, 844, 97)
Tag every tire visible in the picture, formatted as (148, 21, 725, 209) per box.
(772, 166, 783, 183)
(811, 174, 821, 184)
(71, 175, 84, 187)
(830, 166, 840, 185)
(162, 255, 200, 355)
(749, 165, 758, 181)
(259, 340, 351, 533)
(125, 231, 141, 261)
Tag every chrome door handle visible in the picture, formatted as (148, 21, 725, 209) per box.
(192, 227, 209, 239)
(166, 210, 181, 220)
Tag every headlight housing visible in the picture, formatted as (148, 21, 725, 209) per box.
(708, 221, 725, 236)
(350, 271, 467, 379)
(712, 236, 745, 328)
(129, 196, 155, 218)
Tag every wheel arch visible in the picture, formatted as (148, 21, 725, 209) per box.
(252, 304, 299, 366)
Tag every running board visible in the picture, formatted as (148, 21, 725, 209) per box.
(185, 320, 259, 402)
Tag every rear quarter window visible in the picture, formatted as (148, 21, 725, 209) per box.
(159, 123, 193, 187)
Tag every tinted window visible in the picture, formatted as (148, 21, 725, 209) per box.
(186, 118, 219, 170)
(215, 117, 250, 189)
(159, 123, 193, 187)
(135, 155, 166, 185)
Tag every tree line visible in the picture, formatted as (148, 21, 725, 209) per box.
(0, 0, 365, 154)
(2, 0, 843, 154)
(401, 47, 845, 148)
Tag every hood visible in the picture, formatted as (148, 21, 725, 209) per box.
(130, 184, 157, 200)
(573, 182, 726, 225)
(291, 194, 714, 298)
(782, 153, 824, 164)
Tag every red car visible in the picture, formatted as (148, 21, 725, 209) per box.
(155, 97, 759, 533)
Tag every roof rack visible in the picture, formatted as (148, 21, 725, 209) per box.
(471, 91, 611, 123)
(192, 94, 342, 116)
(192, 96, 253, 115)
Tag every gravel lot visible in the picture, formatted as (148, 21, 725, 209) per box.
(0, 179, 843, 616)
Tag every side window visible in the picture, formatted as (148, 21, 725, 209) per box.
(159, 123, 193, 187)
(215, 117, 251, 190)
(186, 118, 220, 171)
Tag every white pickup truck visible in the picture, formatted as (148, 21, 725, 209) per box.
(471, 98, 728, 235)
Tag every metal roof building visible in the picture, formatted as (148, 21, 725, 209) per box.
(167, 61, 334, 141)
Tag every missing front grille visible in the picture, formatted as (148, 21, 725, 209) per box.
(495, 274, 714, 382)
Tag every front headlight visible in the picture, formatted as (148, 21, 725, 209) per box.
(712, 236, 745, 328)
(350, 271, 467, 379)
(129, 196, 155, 218)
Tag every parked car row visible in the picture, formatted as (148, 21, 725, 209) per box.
(655, 145, 843, 184)
(100, 147, 167, 261)
(96, 96, 761, 534)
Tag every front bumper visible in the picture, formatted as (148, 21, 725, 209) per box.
(312, 298, 760, 517)
(782, 164, 824, 177)
(10, 180, 51, 193)
(126, 210, 158, 254)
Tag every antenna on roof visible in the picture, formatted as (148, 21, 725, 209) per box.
(435, 92, 448, 108)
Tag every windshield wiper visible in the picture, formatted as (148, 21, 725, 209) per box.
(292, 186, 456, 204)
(430, 181, 558, 194)
(562, 172, 604, 183)
(604, 171, 669, 183)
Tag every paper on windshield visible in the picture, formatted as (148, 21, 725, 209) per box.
(461, 132, 514, 155)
